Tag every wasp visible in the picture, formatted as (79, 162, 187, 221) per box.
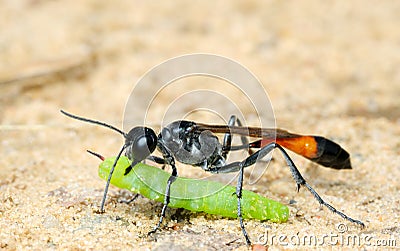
(61, 110, 364, 245)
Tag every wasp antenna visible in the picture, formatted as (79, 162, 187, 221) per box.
(60, 110, 127, 137)
(87, 149, 105, 161)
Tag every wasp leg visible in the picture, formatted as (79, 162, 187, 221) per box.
(146, 155, 166, 165)
(214, 142, 365, 241)
(118, 193, 140, 204)
(222, 115, 253, 159)
(148, 144, 178, 235)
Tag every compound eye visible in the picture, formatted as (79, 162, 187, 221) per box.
(126, 127, 157, 161)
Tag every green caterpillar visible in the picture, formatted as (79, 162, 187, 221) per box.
(98, 156, 289, 222)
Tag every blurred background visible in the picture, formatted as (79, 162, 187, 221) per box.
(0, 1, 399, 250)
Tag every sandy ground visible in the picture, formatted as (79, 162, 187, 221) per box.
(1, 1, 399, 250)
